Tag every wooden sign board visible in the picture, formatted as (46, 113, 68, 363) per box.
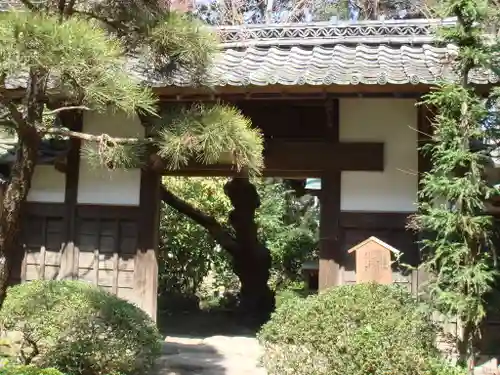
(348, 236, 400, 285)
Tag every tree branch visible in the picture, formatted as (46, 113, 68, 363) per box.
(0, 99, 26, 130)
(58, 0, 66, 17)
(71, 10, 128, 32)
(46, 106, 90, 115)
(65, 0, 77, 16)
(41, 127, 152, 144)
(160, 184, 239, 255)
(19, 0, 37, 11)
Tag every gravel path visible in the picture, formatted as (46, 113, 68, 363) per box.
(155, 335, 267, 375)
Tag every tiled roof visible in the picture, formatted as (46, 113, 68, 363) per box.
(154, 18, 497, 87)
(160, 44, 467, 87)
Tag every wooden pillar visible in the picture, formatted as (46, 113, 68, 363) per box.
(135, 168, 161, 321)
(318, 98, 342, 290)
(60, 110, 83, 280)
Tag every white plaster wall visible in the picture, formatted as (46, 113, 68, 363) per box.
(77, 110, 144, 206)
(27, 165, 66, 203)
(340, 98, 418, 212)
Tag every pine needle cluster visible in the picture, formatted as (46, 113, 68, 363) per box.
(0, 0, 264, 177)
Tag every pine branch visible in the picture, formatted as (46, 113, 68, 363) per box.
(46, 106, 90, 115)
(71, 10, 129, 32)
(41, 127, 152, 144)
(19, 0, 37, 11)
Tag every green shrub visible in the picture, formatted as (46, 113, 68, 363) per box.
(274, 281, 311, 308)
(0, 365, 64, 375)
(258, 283, 466, 375)
(0, 280, 162, 375)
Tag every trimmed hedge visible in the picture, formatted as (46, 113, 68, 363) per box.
(0, 365, 63, 375)
(258, 283, 466, 375)
(0, 280, 162, 375)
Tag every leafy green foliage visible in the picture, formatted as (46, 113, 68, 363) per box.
(408, 0, 500, 364)
(0, 280, 162, 375)
(158, 177, 232, 302)
(258, 283, 465, 375)
(274, 281, 311, 309)
(256, 181, 318, 285)
(158, 177, 318, 311)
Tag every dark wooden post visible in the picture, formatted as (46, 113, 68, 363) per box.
(135, 168, 161, 321)
(60, 110, 83, 281)
(318, 98, 342, 290)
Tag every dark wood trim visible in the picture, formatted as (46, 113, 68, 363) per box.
(23, 203, 140, 220)
(24, 203, 66, 217)
(264, 141, 384, 172)
(154, 83, 433, 99)
(135, 168, 161, 320)
(5, 83, 492, 103)
(76, 205, 139, 220)
(339, 211, 412, 230)
(157, 92, 424, 102)
(164, 168, 322, 178)
(61, 110, 83, 280)
(318, 98, 342, 290)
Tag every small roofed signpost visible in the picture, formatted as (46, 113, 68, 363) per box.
(348, 237, 400, 284)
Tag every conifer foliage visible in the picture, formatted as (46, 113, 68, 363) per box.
(409, 0, 500, 368)
(0, 1, 263, 306)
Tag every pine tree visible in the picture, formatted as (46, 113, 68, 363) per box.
(0, 1, 263, 306)
(409, 0, 500, 370)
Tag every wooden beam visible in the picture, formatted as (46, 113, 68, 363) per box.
(340, 211, 411, 230)
(154, 83, 431, 99)
(162, 139, 384, 177)
(265, 140, 384, 172)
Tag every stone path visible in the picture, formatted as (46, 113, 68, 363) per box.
(156, 335, 267, 375)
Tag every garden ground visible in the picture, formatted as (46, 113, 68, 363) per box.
(155, 311, 267, 375)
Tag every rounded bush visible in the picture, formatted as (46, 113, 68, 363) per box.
(258, 283, 465, 375)
(0, 280, 162, 375)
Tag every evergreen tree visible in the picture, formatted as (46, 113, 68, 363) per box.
(0, 1, 263, 306)
(409, 0, 500, 370)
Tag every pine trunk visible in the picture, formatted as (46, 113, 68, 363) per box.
(224, 177, 275, 324)
(231, 244, 275, 324)
(0, 131, 40, 307)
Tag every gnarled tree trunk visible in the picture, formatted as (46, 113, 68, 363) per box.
(0, 130, 40, 307)
(223, 177, 275, 321)
(0, 70, 46, 307)
(161, 177, 275, 324)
